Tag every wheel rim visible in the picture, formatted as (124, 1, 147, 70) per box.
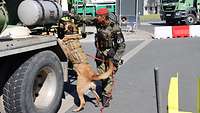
(32, 66, 57, 109)
(187, 16, 194, 24)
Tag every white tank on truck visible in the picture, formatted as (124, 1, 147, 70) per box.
(0, 0, 8, 33)
(18, 0, 63, 26)
(0, 0, 70, 113)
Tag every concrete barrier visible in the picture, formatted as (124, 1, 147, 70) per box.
(189, 25, 200, 37)
(154, 25, 200, 39)
(154, 26, 172, 39)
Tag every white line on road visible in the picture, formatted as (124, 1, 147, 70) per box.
(122, 39, 153, 65)
(0, 96, 5, 113)
(0, 39, 153, 113)
(56, 39, 153, 113)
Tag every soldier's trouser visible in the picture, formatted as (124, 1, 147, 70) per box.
(96, 51, 113, 97)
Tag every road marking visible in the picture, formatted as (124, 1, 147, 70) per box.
(0, 39, 152, 113)
(58, 39, 153, 112)
(122, 39, 153, 65)
(197, 78, 200, 113)
(168, 74, 192, 113)
(0, 96, 5, 113)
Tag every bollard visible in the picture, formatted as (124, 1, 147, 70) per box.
(172, 25, 190, 38)
(198, 78, 200, 113)
(154, 67, 161, 113)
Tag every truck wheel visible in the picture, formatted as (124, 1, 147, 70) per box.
(3, 51, 64, 113)
(185, 14, 197, 25)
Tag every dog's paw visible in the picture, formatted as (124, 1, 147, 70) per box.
(72, 107, 84, 112)
(72, 109, 79, 112)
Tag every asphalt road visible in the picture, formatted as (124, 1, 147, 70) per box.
(58, 37, 200, 113)
(1, 22, 199, 113)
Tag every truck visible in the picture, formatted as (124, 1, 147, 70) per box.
(160, 0, 200, 25)
(0, 0, 71, 113)
(71, 0, 116, 16)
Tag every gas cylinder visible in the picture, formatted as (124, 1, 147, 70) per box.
(18, 0, 63, 26)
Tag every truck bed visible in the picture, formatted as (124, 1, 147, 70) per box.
(0, 35, 57, 57)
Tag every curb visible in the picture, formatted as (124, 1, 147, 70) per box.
(154, 25, 200, 39)
(123, 29, 154, 40)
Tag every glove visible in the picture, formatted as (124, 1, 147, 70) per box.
(111, 59, 119, 69)
(81, 32, 87, 38)
(107, 48, 115, 58)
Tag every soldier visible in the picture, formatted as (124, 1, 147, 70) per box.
(93, 8, 126, 107)
(72, 8, 126, 107)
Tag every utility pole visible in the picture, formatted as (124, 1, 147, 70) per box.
(135, 0, 139, 29)
(82, 0, 86, 34)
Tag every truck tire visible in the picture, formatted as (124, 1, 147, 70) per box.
(3, 51, 64, 113)
(166, 20, 175, 25)
(185, 14, 197, 25)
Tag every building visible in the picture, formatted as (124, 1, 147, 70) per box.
(116, 0, 144, 31)
(143, 0, 160, 15)
(116, 0, 144, 20)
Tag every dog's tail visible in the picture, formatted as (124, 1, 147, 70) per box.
(92, 60, 114, 80)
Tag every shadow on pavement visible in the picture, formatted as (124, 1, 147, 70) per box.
(62, 63, 102, 108)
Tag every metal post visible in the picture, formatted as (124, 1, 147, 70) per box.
(198, 78, 200, 113)
(135, 0, 139, 29)
(119, 0, 121, 26)
(116, 0, 120, 22)
(154, 67, 161, 113)
(82, 0, 86, 33)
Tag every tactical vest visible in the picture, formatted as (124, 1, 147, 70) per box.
(95, 23, 116, 51)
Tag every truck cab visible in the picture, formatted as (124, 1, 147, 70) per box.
(160, 0, 200, 25)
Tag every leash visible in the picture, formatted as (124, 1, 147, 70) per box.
(86, 53, 117, 113)
(86, 53, 105, 62)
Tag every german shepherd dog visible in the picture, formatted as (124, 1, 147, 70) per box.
(58, 20, 114, 112)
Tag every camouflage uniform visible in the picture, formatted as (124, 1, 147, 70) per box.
(73, 15, 126, 97)
(94, 21, 126, 97)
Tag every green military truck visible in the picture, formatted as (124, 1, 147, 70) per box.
(0, 0, 70, 113)
(71, 0, 116, 16)
(160, 0, 200, 25)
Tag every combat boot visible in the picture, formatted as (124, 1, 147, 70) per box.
(102, 95, 112, 107)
